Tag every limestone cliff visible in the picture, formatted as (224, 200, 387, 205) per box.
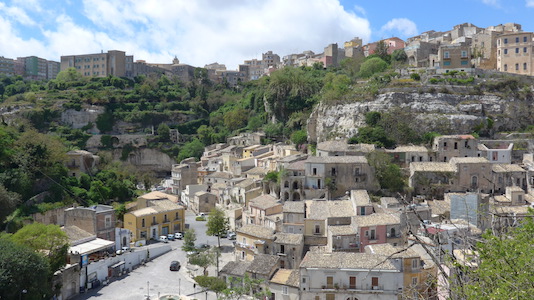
(307, 92, 533, 143)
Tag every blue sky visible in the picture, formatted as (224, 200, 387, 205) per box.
(1, 0, 534, 69)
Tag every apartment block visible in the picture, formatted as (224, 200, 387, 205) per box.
(496, 32, 534, 75)
(438, 43, 471, 69)
(0, 56, 15, 76)
(61, 50, 128, 77)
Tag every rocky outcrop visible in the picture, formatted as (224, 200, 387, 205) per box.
(111, 148, 176, 175)
(61, 106, 104, 132)
(307, 92, 534, 143)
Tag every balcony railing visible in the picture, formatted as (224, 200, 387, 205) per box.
(311, 284, 385, 292)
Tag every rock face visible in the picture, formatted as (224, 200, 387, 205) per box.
(111, 148, 176, 175)
(307, 92, 534, 143)
(61, 106, 104, 132)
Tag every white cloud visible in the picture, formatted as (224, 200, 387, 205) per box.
(0, 0, 373, 69)
(481, 0, 500, 7)
(527, 0, 534, 7)
(0, 2, 37, 26)
(380, 18, 418, 39)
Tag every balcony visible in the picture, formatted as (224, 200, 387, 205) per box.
(151, 222, 158, 226)
(310, 284, 385, 292)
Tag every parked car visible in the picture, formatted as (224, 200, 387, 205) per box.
(169, 261, 180, 271)
(217, 231, 228, 238)
(115, 247, 130, 255)
(167, 234, 175, 241)
(159, 235, 168, 243)
(227, 232, 236, 240)
(175, 232, 183, 239)
(196, 243, 210, 251)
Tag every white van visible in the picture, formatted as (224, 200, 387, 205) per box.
(159, 235, 168, 243)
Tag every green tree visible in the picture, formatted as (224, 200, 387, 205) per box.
(391, 49, 408, 63)
(365, 111, 382, 127)
(223, 108, 248, 132)
(194, 275, 227, 296)
(366, 152, 405, 193)
(352, 126, 395, 148)
(177, 139, 205, 161)
(456, 211, 534, 299)
(182, 229, 197, 253)
(374, 40, 390, 61)
(206, 207, 229, 248)
(11, 223, 69, 272)
(222, 274, 271, 300)
(189, 250, 216, 275)
(358, 57, 389, 78)
(157, 123, 170, 142)
(290, 129, 307, 148)
(197, 125, 215, 145)
(95, 110, 114, 133)
(0, 184, 21, 224)
(56, 67, 83, 82)
(0, 238, 52, 299)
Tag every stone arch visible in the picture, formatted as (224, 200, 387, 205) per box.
(292, 192, 300, 201)
(284, 181, 289, 188)
(292, 181, 298, 190)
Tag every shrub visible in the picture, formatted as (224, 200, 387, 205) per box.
(410, 73, 421, 81)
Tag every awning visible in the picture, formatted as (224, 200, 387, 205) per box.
(69, 238, 115, 255)
(110, 261, 125, 269)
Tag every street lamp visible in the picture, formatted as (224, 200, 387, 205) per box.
(19, 289, 27, 300)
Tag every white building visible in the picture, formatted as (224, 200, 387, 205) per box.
(299, 252, 403, 300)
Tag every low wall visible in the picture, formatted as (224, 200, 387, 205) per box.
(81, 244, 171, 288)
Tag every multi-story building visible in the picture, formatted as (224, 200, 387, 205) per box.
(244, 194, 282, 228)
(60, 50, 128, 77)
(64, 205, 116, 242)
(438, 43, 471, 69)
(235, 224, 275, 261)
(124, 199, 185, 242)
(273, 232, 304, 269)
(405, 40, 439, 67)
(282, 201, 305, 234)
(0, 56, 15, 76)
(364, 37, 406, 56)
(65, 150, 100, 178)
(171, 157, 198, 195)
(299, 252, 404, 299)
(352, 213, 402, 251)
(496, 32, 534, 75)
(433, 135, 478, 162)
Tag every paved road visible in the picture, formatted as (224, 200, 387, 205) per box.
(76, 211, 234, 300)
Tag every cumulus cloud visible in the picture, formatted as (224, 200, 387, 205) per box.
(380, 18, 418, 39)
(527, 0, 534, 7)
(0, 0, 373, 69)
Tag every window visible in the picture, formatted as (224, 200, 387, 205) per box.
(372, 277, 379, 287)
(524, 36, 528, 42)
(443, 142, 447, 148)
(315, 224, 321, 234)
(444, 61, 451, 66)
(331, 167, 336, 176)
(516, 63, 519, 71)
(105, 215, 112, 228)
(461, 60, 468, 65)
(516, 48, 519, 54)
(241, 251, 245, 259)
(461, 50, 467, 58)
(516, 37, 520, 43)
(454, 142, 458, 149)
(444, 51, 450, 59)
(504, 64, 508, 71)
(504, 38, 508, 44)
(349, 276, 356, 289)
(504, 49, 508, 54)
(302, 277, 306, 284)
(412, 277, 418, 285)
(354, 168, 360, 175)
(175, 212, 179, 220)
(282, 286, 288, 295)
(280, 244, 285, 254)
(313, 168, 317, 175)
(152, 216, 156, 224)
(370, 229, 376, 240)
(524, 47, 528, 53)
(524, 63, 528, 70)
(412, 259, 420, 270)
(360, 206, 366, 216)
(326, 276, 334, 289)
(142, 218, 145, 227)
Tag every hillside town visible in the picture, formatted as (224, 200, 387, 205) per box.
(2, 20, 534, 300)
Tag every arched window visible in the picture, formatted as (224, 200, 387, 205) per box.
(284, 181, 289, 188)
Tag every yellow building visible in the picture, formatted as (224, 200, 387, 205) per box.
(235, 224, 275, 261)
(124, 199, 185, 242)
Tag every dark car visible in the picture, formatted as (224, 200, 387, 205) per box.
(196, 244, 211, 251)
(170, 261, 180, 271)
